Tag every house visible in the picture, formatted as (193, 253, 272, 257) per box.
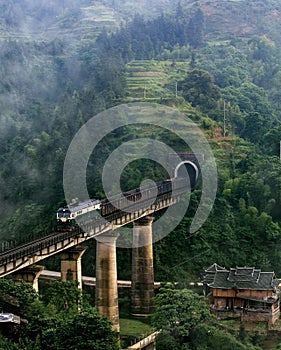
(203, 263, 281, 326)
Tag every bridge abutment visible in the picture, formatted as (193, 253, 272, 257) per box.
(12, 264, 44, 292)
(60, 245, 87, 289)
(95, 231, 120, 332)
(131, 216, 154, 316)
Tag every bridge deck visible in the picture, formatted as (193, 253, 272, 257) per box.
(39, 269, 162, 288)
(0, 188, 185, 277)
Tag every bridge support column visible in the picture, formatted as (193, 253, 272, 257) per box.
(131, 216, 154, 316)
(12, 265, 44, 292)
(60, 245, 87, 289)
(95, 231, 120, 332)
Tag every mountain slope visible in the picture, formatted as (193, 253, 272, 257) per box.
(1, 0, 281, 45)
(198, 0, 281, 42)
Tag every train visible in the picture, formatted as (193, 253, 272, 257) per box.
(56, 199, 101, 231)
(56, 177, 188, 232)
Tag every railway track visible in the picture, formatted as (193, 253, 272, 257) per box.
(0, 177, 189, 269)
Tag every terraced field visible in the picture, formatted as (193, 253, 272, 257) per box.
(44, 4, 119, 41)
(125, 60, 190, 100)
(0, 3, 120, 42)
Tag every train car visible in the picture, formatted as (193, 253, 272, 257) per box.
(100, 187, 142, 217)
(68, 199, 101, 220)
(56, 199, 101, 231)
(100, 177, 184, 217)
(56, 176, 189, 231)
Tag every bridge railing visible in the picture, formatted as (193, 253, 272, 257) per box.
(0, 240, 16, 253)
(0, 177, 189, 267)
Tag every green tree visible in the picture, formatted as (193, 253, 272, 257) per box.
(24, 303, 119, 350)
(22, 282, 119, 350)
(241, 112, 267, 144)
(180, 69, 221, 112)
(0, 335, 20, 350)
(152, 285, 214, 348)
(53, 307, 119, 350)
(190, 323, 261, 350)
(237, 82, 271, 116)
(262, 126, 281, 156)
(238, 322, 247, 343)
(0, 279, 38, 311)
(152, 285, 262, 349)
(40, 280, 82, 312)
(187, 8, 205, 48)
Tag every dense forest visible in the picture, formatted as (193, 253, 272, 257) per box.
(0, 0, 281, 348)
(0, 0, 280, 278)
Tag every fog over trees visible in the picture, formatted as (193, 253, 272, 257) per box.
(0, 1, 281, 348)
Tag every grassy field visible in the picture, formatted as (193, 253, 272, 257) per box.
(119, 295, 153, 348)
(120, 317, 152, 337)
(120, 317, 153, 348)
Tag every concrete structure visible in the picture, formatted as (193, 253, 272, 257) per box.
(0, 190, 181, 279)
(60, 245, 87, 289)
(95, 231, 120, 332)
(168, 152, 204, 189)
(127, 331, 158, 349)
(12, 264, 44, 292)
(0, 153, 202, 332)
(131, 217, 154, 316)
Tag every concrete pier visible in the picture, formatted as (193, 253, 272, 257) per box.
(131, 216, 154, 316)
(95, 231, 120, 332)
(12, 265, 44, 292)
(60, 245, 87, 289)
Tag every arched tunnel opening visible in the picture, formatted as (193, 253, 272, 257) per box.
(175, 161, 199, 190)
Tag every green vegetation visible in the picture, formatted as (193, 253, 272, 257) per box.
(1, 0, 281, 348)
(120, 318, 153, 348)
(152, 284, 262, 349)
(0, 279, 119, 350)
(1, 0, 281, 286)
(120, 318, 152, 338)
(125, 60, 189, 100)
(0, 2, 281, 282)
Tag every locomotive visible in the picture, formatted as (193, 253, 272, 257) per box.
(56, 199, 101, 231)
(56, 177, 188, 232)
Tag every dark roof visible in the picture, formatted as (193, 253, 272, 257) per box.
(205, 263, 226, 273)
(204, 264, 277, 291)
(228, 267, 261, 283)
(203, 263, 228, 284)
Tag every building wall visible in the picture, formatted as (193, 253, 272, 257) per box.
(212, 288, 273, 298)
(211, 297, 280, 326)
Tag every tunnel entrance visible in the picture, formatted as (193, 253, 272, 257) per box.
(174, 161, 199, 190)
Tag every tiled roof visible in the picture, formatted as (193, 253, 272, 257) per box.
(228, 267, 261, 283)
(204, 264, 277, 291)
(204, 263, 226, 272)
(203, 263, 228, 284)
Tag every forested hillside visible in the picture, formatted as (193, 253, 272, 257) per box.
(1, 1, 281, 349)
(0, 0, 280, 284)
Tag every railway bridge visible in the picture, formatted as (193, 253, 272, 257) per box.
(0, 153, 203, 332)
